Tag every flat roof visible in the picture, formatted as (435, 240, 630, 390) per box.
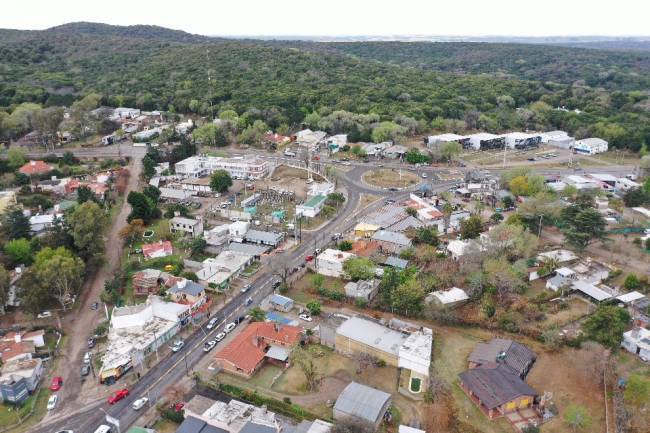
(336, 316, 407, 356)
(572, 280, 612, 302)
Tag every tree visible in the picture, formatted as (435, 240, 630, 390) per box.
(127, 191, 161, 223)
(564, 404, 592, 432)
(67, 201, 108, 265)
(371, 121, 406, 143)
(490, 212, 504, 223)
(405, 148, 430, 165)
(561, 206, 606, 250)
(238, 120, 268, 147)
(327, 192, 346, 207)
(405, 207, 418, 217)
(32, 107, 64, 150)
(210, 170, 233, 193)
(5, 238, 33, 266)
(119, 219, 145, 245)
(143, 185, 161, 203)
(142, 154, 156, 179)
(76, 185, 95, 204)
(414, 226, 439, 246)
(7, 148, 26, 170)
(193, 124, 229, 147)
(0, 267, 10, 308)
(1, 206, 31, 240)
(331, 419, 376, 433)
(502, 195, 515, 209)
(291, 348, 319, 391)
(33, 246, 85, 310)
(62, 151, 77, 165)
(306, 300, 321, 316)
(624, 374, 650, 408)
(509, 175, 530, 196)
(249, 307, 266, 322)
(343, 257, 375, 281)
(390, 278, 425, 317)
(623, 188, 649, 207)
(439, 140, 462, 162)
(70, 93, 101, 138)
(624, 274, 641, 290)
(441, 202, 454, 233)
(460, 214, 483, 239)
(582, 305, 630, 349)
(311, 274, 325, 290)
(189, 238, 207, 257)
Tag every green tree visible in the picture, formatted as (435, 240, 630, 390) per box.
(7, 148, 26, 170)
(390, 278, 425, 317)
(210, 170, 233, 193)
(561, 206, 606, 250)
(564, 405, 592, 432)
(623, 188, 649, 207)
(414, 226, 439, 246)
(62, 151, 77, 165)
(1, 206, 31, 240)
(0, 268, 9, 307)
(306, 300, 322, 316)
(460, 214, 483, 239)
(624, 374, 650, 408)
(5, 238, 33, 266)
(127, 191, 161, 223)
(67, 201, 108, 265)
(582, 305, 630, 349)
(327, 192, 346, 207)
(342, 257, 375, 281)
(118, 219, 145, 246)
(143, 185, 161, 203)
(624, 274, 641, 291)
(337, 240, 353, 251)
(405, 148, 430, 164)
(33, 246, 85, 310)
(371, 121, 406, 143)
(440, 140, 462, 162)
(249, 307, 266, 322)
(238, 120, 269, 147)
(76, 185, 95, 204)
(142, 154, 156, 179)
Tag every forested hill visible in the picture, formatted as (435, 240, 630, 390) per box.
(0, 23, 648, 150)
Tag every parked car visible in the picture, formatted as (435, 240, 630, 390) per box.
(214, 332, 226, 342)
(241, 284, 252, 293)
(50, 376, 63, 391)
(245, 297, 253, 306)
(384, 199, 396, 205)
(81, 364, 90, 377)
(108, 388, 129, 405)
(203, 340, 217, 352)
(131, 397, 149, 411)
(421, 173, 428, 178)
(388, 187, 398, 192)
(224, 322, 236, 333)
(83, 352, 91, 364)
(90, 302, 99, 310)
(171, 340, 185, 353)
(206, 317, 219, 330)
(298, 313, 313, 322)
(271, 280, 281, 289)
(37, 311, 52, 319)
(47, 394, 58, 411)
(305, 255, 314, 262)
(87, 337, 96, 349)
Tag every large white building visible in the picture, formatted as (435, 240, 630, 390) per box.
(541, 130, 575, 149)
(573, 138, 608, 155)
(316, 249, 355, 278)
(425, 133, 466, 148)
(175, 156, 269, 180)
(504, 132, 542, 150)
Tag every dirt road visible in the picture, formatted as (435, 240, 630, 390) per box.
(53, 157, 142, 414)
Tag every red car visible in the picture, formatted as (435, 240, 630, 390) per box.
(50, 376, 63, 391)
(305, 255, 314, 262)
(107, 388, 129, 404)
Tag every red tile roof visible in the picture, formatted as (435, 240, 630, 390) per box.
(142, 240, 173, 259)
(0, 340, 36, 362)
(214, 322, 302, 375)
(19, 160, 52, 175)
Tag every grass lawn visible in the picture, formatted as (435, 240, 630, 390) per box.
(241, 262, 261, 277)
(362, 169, 419, 189)
(288, 272, 345, 305)
(0, 388, 51, 432)
(248, 364, 284, 389)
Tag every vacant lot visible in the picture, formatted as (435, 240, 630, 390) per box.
(362, 169, 420, 188)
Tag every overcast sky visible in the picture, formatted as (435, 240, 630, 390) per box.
(2, 0, 648, 37)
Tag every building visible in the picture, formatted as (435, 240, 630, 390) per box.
(398, 329, 433, 394)
(263, 131, 291, 148)
(168, 279, 206, 310)
(327, 134, 348, 153)
(316, 249, 355, 278)
(295, 129, 327, 149)
(244, 230, 284, 247)
(0, 338, 36, 363)
(19, 160, 52, 176)
(160, 187, 196, 201)
(545, 267, 577, 292)
(468, 338, 537, 378)
(0, 358, 43, 393)
(229, 221, 250, 241)
(0, 375, 30, 404)
(383, 256, 408, 270)
(573, 138, 608, 155)
(175, 119, 194, 135)
(354, 223, 380, 239)
(182, 395, 282, 433)
(564, 175, 600, 190)
(214, 322, 302, 378)
(621, 328, 650, 361)
(175, 156, 269, 180)
(344, 280, 379, 302)
(571, 280, 613, 302)
(308, 182, 335, 197)
(29, 213, 63, 234)
(142, 240, 173, 260)
(446, 239, 474, 260)
(503, 132, 542, 150)
(133, 269, 163, 295)
(170, 216, 204, 238)
(204, 225, 231, 247)
(100, 296, 190, 384)
(371, 230, 412, 254)
(537, 249, 578, 265)
(296, 195, 327, 218)
(460, 133, 505, 150)
(383, 145, 408, 159)
(360, 142, 390, 157)
(1, 330, 45, 349)
(294, 420, 332, 433)
(427, 287, 469, 308)
(616, 177, 640, 192)
(541, 130, 574, 149)
(0, 191, 17, 214)
(425, 133, 466, 148)
(333, 382, 392, 428)
(269, 294, 294, 313)
(197, 251, 253, 289)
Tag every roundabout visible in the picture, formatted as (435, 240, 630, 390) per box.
(361, 168, 421, 189)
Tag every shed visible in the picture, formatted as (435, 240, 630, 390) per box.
(333, 382, 392, 428)
(269, 294, 294, 312)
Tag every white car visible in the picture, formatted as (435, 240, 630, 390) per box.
(214, 332, 226, 342)
(83, 352, 92, 364)
(203, 340, 217, 352)
(299, 313, 313, 322)
(171, 340, 185, 352)
(421, 173, 428, 178)
(47, 394, 58, 411)
(131, 397, 149, 410)
(224, 322, 236, 333)
(37, 311, 52, 319)
(206, 317, 219, 330)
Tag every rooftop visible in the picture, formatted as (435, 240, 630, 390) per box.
(302, 194, 327, 208)
(334, 382, 392, 424)
(468, 338, 536, 378)
(336, 316, 407, 356)
(371, 230, 411, 246)
(459, 364, 538, 410)
(430, 287, 469, 305)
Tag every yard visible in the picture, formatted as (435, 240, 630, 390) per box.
(287, 272, 346, 305)
(0, 388, 51, 432)
(362, 169, 420, 189)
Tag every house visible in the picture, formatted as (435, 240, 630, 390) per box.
(616, 177, 640, 192)
(573, 137, 608, 155)
(0, 358, 43, 393)
(244, 230, 284, 247)
(460, 133, 505, 151)
(344, 280, 379, 302)
(0, 375, 30, 404)
(383, 256, 408, 270)
(1, 330, 45, 349)
(175, 119, 194, 135)
(545, 267, 577, 292)
(316, 249, 356, 278)
(399, 426, 425, 433)
(175, 156, 269, 180)
(360, 142, 391, 157)
(537, 249, 578, 265)
(425, 133, 466, 148)
(204, 225, 231, 247)
(133, 269, 163, 295)
(446, 239, 473, 260)
(371, 230, 412, 254)
(296, 195, 327, 218)
(541, 130, 574, 149)
(197, 251, 253, 289)
(383, 145, 408, 159)
(333, 382, 392, 428)
(263, 131, 291, 148)
(228, 242, 269, 257)
(621, 328, 650, 361)
(0, 338, 36, 363)
(229, 221, 250, 241)
(269, 294, 294, 313)
(182, 395, 282, 433)
(308, 182, 335, 197)
(294, 420, 332, 433)
(142, 240, 173, 260)
(564, 175, 600, 191)
(459, 364, 538, 419)
(397, 329, 433, 394)
(295, 129, 327, 149)
(100, 296, 190, 384)
(214, 322, 302, 378)
(19, 160, 52, 176)
(571, 280, 613, 302)
(427, 287, 469, 308)
(168, 279, 206, 310)
(326, 134, 347, 153)
(0, 191, 17, 214)
(170, 216, 204, 238)
(354, 223, 380, 239)
(468, 338, 536, 378)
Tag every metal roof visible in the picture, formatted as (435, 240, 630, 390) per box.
(336, 316, 407, 356)
(459, 364, 538, 410)
(334, 382, 392, 424)
(468, 338, 536, 378)
(371, 230, 411, 246)
(270, 294, 293, 308)
(384, 256, 408, 269)
(228, 242, 269, 256)
(176, 416, 229, 433)
(245, 230, 283, 245)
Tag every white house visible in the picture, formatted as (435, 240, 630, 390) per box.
(316, 249, 355, 278)
(204, 225, 230, 246)
(175, 119, 194, 135)
(170, 216, 204, 238)
(327, 134, 348, 153)
(546, 267, 577, 292)
(174, 156, 269, 180)
(573, 138, 608, 155)
(461, 133, 504, 150)
(427, 287, 469, 307)
(296, 195, 327, 218)
(446, 239, 473, 260)
(621, 328, 650, 361)
(229, 221, 250, 242)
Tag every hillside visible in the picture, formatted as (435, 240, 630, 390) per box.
(0, 23, 648, 150)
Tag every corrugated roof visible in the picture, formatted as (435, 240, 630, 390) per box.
(384, 256, 408, 269)
(240, 422, 277, 433)
(334, 382, 391, 424)
(459, 364, 537, 410)
(468, 338, 536, 378)
(371, 230, 412, 246)
(336, 316, 407, 356)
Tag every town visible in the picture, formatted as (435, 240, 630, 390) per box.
(0, 10, 649, 433)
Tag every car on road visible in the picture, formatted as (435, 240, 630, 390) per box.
(132, 397, 149, 410)
(245, 297, 253, 306)
(171, 340, 185, 352)
(203, 340, 217, 352)
(298, 313, 313, 322)
(37, 311, 52, 319)
(388, 187, 398, 192)
(87, 337, 96, 348)
(421, 173, 428, 178)
(83, 352, 91, 364)
(206, 317, 219, 329)
(272, 280, 281, 289)
(305, 255, 314, 262)
(108, 388, 129, 404)
(384, 199, 396, 205)
(215, 332, 226, 342)
(341, 161, 351, 166)
(81, 364, 90, 377)
(50, 376, 63, 391)
(90, 302, 99, 310)
(241, 284, 252, 293)
(47, 394, 58, 411)
(224, 322, 236, 333)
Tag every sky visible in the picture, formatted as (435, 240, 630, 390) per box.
(1, 0, 648, 37)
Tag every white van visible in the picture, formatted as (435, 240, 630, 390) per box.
(94, 425, 112, 433)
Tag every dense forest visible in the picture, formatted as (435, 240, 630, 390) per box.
(0, 23, 648, 150)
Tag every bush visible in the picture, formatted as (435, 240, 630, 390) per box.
(161, 408, 185, 423)
(354, 298, 368, 308)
